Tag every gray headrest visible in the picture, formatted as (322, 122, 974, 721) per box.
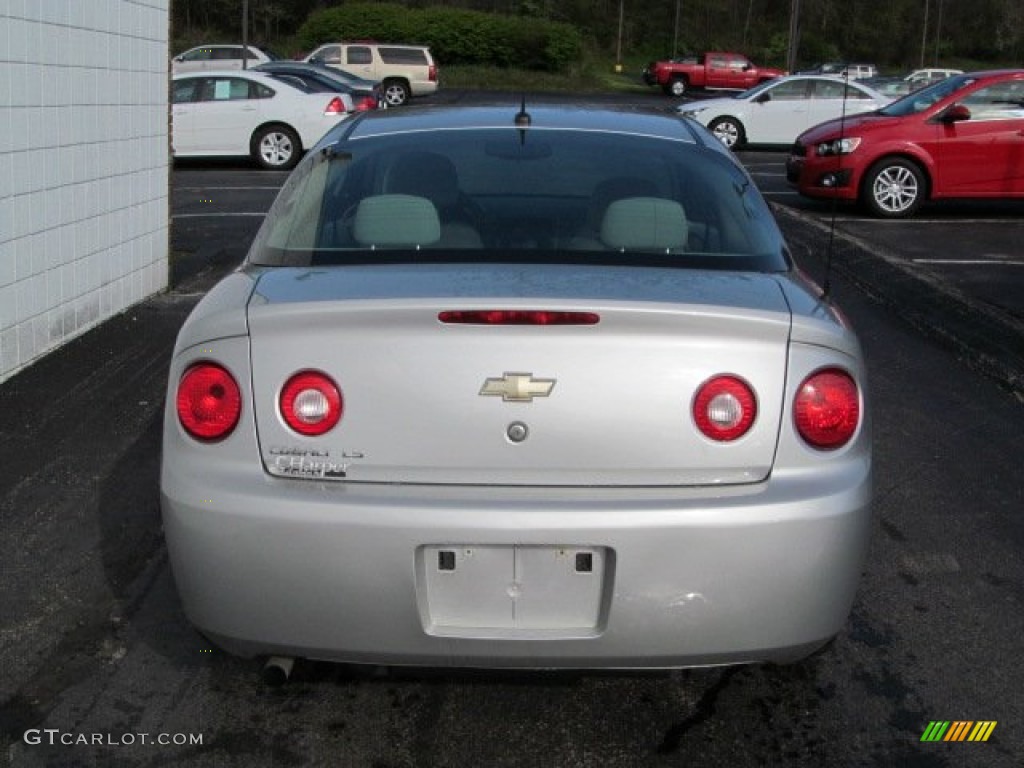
(600, 197, 688, 251)
(353, 195, 441, 247)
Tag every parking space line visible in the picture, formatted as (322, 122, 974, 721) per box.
(913, 259, 1024, 266)
(172, 213, 267, 219)
(833, 218, 1024, 225)
(174, 186, 283, 191)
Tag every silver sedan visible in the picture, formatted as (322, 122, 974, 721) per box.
(161, 104, 872, 672)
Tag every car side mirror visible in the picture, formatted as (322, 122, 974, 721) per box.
(940, 104, 971, 123)
(754, 92, 771, 104)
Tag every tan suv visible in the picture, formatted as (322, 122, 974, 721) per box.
(305, 43, 438, 106)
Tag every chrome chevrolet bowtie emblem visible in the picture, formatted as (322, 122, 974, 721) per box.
(480, 373, 556, 402)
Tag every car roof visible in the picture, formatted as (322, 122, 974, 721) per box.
(749, 74, 887, 96)
(173, 69, 281, 80)
(256, 61, 336, 71)
(933, 69, 1024, 87)
(967, 68, 1024, 78)
(259, 61, 318, 68)
(776, 73, 877, 83)
(315, 41, 429, 50)
(179, 43, 268, 53)
(326, 104, 716, 147)
(171, 69, 313, 92)
(254, 61, 378, 84)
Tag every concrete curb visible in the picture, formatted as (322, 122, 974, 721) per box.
(774, 204, 1024, 400)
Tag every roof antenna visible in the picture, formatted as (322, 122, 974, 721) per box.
(514, 94, 531, 145)
(821, 72, 852, 300)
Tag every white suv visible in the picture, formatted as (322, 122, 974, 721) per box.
(305, 43, 439, 106)
(905, 68, 963, 88)
(841, 63, 878, 80)
(172, 45, 276, 73)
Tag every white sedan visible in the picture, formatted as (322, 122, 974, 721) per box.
(677, 74, 890, 149)
(172, 71, 354, 169)
(171, 44, 276, 73)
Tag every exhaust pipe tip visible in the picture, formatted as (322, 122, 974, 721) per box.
(262, 656, 295, 687)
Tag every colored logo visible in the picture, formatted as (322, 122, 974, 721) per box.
(920, 721, 997, 742)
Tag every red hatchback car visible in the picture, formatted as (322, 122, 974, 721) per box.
(786, 69, 1024, 217)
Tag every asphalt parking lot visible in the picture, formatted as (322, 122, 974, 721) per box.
(745, 150, 1024, 327)
(2, 96, 1023, 767)
(737, 149, 1024, 396)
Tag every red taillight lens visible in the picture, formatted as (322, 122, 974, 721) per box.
(438, 310, 599, 325)
(176, 363, 242, 441)
(325, 96, 346, 115)
(356, 96, 377, 111)
(693, 375, 757, 441)
(428, 64, 438, 82)
(280, 371, 343, 436)
(794, 369, 860, 450)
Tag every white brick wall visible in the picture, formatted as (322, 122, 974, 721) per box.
(0, 0, 170, 383)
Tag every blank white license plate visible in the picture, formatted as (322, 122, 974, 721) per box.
(420, 545, 608, 633)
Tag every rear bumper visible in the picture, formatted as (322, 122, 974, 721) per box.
(410, 80, 439, 97)
(161, 452, 872, 669)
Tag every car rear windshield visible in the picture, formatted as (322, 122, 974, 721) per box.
(247, 127, 790, 273)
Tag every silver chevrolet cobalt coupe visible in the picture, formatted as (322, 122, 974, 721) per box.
(161, 103, 872, 672)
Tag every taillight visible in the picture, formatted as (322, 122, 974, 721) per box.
(355, 96, 377, 111)
(794, 368, 860, 450)
(176, 362, 242, 441)
(693, 375, 757, 442)
(324, 96, 346, 115)
(279, 371, 343, 436)
(438, 310, 599, 325)
(428, 64, 438, 82)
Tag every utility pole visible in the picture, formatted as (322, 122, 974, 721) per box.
(786, 0, 800, 73)
(615, 0, 624, 72)
(673, 0, 681, 58)
(242, 0, 249, 69)
(919, 0, 929, 68)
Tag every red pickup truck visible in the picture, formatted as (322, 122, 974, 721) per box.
(643, 52, 786, 97)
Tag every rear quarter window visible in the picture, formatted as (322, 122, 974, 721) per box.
(378, 48, 429, 65)
(248, 80, 274, 99)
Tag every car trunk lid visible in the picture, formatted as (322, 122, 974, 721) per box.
(247, 264, 792, 487)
